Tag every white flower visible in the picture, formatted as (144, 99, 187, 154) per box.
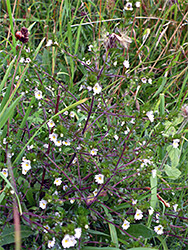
(25, 47, 30, 53)
(25, 58, 31, 63)
(93, 83, 102, 95)
(113, 61, 117, 66)
(172, 139, 180, 148)
(130, 118, 135, 124)
(114, 134, 119, 140)
(148, 78, 152, 84)
(141, 77, 147, 83)
(34, 89, 43, 100)
(44, 224, 50, 233)
(90, 148, 98, 156)
(70, 199, 75, 204)
(43, 144, 48, 148)
(39, 199, 47, 209)
(63, 139, 71, 146)
(49, 133, 58, 143)
(20, 57, 25, 63)
(134, 209, 143, 220)
(132, 199, 137, 205)
(21, 159, 31, 175)
(88, 45, 93, 51)
(122, 219, 130, 230)
(63, 185, 68, 191)
(48, 237, 55, 248)
(152, 169, 157, 178)
(86, 59, 91, 65)
(70, 111, 75, 118)
(54, 178, 62, 186)
(85, 224, 89, 229)
(173, 204, 178, 212)
(62, 234, 77, 248)
(124, 127, 130, 135)
(124, 2, 133, 10)
(46, 40, 53, 47)
(156, 213, 160, 223)
(1, 168, 8, 178)
(27, 144, 34, 150)
(47, 120, 55, 128)
(123, 60, 129, 69)
(74, 228, 82, 239)
(148, 206, 154, 215)
(95, 174, 104, 184)
(146, 111, 154, 122)
(54, 139, 62, 147)
(93, 189, 98, 196)
(87, 86, 92, 91)
(135, 1, 141, 7)
(63, 111, 68, 115)
(3, 138, 7, 144)
(154, 225, 164, 235)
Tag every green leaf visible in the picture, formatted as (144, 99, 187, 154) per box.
(88, 229, 109, 237)
(164, 165, 181, 179)
(101, 204, 119, 248)
(166, 145, 181, 168)
(0, 225, 34, 246)
(150, 171, 157, 210)
(126, 224, 154, 239)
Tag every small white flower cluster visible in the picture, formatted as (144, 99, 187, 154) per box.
(19, 57, 31, 64)
(124, 1, 140, 11)
(61, 228, 82, 248)
(21, 157, 31, 175)
(46, 40, 59, 47)
(141, 77, 152, 84)
(49, 128, 70, 148)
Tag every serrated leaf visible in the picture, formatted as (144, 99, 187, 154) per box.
(126, 224, 154, 239)
(164, 165, 181, 179)
(0, 225, 34, 246)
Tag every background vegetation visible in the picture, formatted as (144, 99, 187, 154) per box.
(0, 0, 188, 249)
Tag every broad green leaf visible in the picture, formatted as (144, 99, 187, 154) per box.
(164, 165, 181, 179)
(0, 225, 34, 247)
(166, 145, 181, 168)
(172, 115, 184, 126)
(126, 224, 154, 239)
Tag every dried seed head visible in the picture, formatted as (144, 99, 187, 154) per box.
(15, 27, 29, 43)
